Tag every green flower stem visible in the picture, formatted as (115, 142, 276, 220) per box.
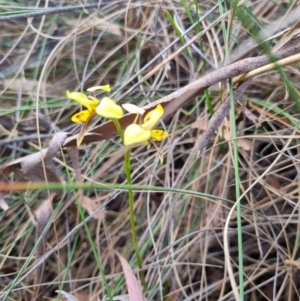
(229, 79, 244, 300)
(112, 118, 146, 290)
(112, 119, 124, 141)
(124, 149, 146, 290)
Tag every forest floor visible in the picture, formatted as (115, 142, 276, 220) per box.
(0, 1, 300, 300)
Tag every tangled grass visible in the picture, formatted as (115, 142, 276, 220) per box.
(0, 1, 300, 300)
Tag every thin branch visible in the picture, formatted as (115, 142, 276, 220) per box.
(197, 79, 251, 154)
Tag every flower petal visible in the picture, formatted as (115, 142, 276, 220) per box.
(88, 96, 102, 110)
(71, 110, 93, 123)
(142, 104, 164, 130)
(87, 85, 111, 92)
(122, 103, 145, 115)
(150, 129, 168, 141)
(124, 124, 151, 146)
(67, 90, 88, 105)
(96, 97, 123, 119)
(67, 90, 99, 111)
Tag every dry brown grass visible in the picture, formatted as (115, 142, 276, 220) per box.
(0, 1, 300, 300)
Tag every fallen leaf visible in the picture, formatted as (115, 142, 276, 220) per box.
(192, 119, 209, 131)
(0, 132, 68, 179)
(0, 196, 9, 211)
(243, 105, 260, 127)
(0, 149, 47, 178)
(80, 195, 105, 220)
(237, 138, 252, 151)
(34, 195, 53, 235)
(72, 292, 91, 301)
(219, 125, 252, 151)
(266, 175, 281, 189)
(116, 252, 148, 301)
(23, 165, 65, 183)
(34, 195, 54, 291)
(0, 115, 14, 130)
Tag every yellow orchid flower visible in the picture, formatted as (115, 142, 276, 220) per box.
(67, 90, 100, 124)
(141, 104, 164, 130)
(124, 124, 151, 146)
(150, 129, 168, 141)
(71, 110, 92, 123)
(96, 97, 123, 119)
(67, 85, 111, 147)
(123, 104, 168, 146)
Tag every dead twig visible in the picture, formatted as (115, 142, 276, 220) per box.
(197, 79, 251, 154)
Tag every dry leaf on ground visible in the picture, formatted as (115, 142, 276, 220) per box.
(116, 252, 148, 301)
(0, 132, 68, 181)
(79, 195, 106, 220)
(0, 196, 9, 211)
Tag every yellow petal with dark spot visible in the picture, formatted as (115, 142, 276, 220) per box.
(150, 129, 168, 141)
(71, 110, 92, 123)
